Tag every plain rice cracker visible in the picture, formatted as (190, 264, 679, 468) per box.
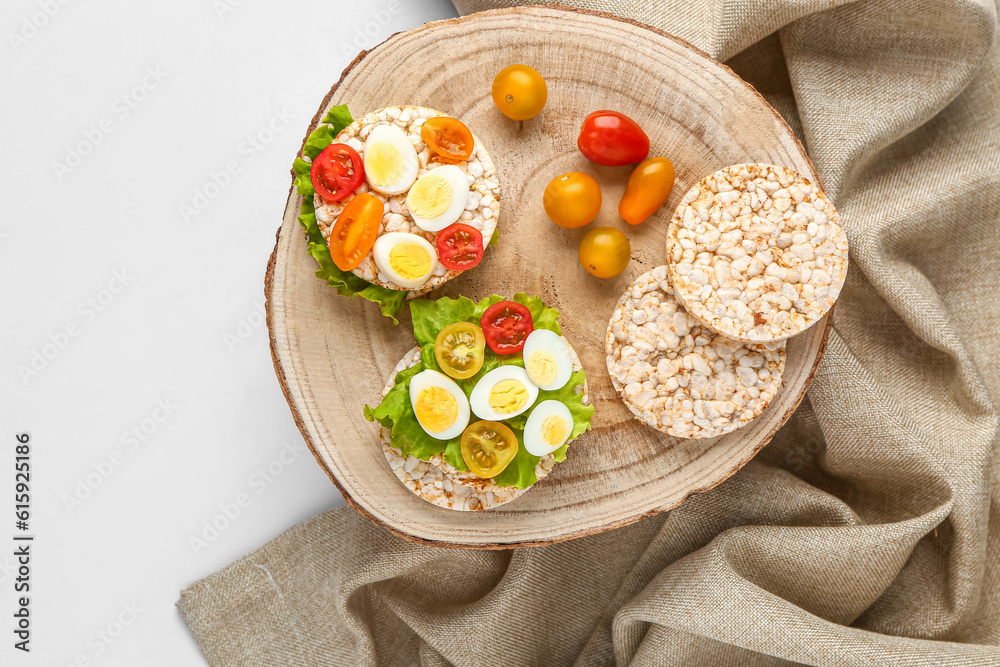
(606, 267, 786, 439)
(666, 163, 848, 342)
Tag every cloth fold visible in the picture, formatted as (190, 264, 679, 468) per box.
(180, 0, 1000, 664)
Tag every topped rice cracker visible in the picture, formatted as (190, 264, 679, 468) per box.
(313, 105, 499, 297)
(379, 343, 588, 511)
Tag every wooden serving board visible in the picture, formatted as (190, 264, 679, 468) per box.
(266, 5, 829, 548)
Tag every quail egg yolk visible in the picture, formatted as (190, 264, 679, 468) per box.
(526, 351, 558, 387)
(489, 379, 529, 415)
(389, 243, 432, 281)
(414, 386, 458, 433)
(541, 414, 570, 446)
(407, 174, 452, 219)
(366, 143, 403, 188)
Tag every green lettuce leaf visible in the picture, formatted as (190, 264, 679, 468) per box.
(442, 439, 465, 471)
(410, 296, 480, 348)
(292, 104, 407, 322)
(363, 363, 421, 427)
(490, 446, 542, 489)
(364, 294, 593, 489)
(513, 293, 562, 335)
(321, 104, 354, 133)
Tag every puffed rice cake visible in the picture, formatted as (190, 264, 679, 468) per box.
(666, 163, 848, 342)
(606, 266, 786, 439)
(312, 105, 500, 297)
(378, 341, 588, 511)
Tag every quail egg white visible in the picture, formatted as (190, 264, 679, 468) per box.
(406, 165, 470, 232)
(522, 400, 573, 456)
(364, 124, 419, 195)
(372, 232, 438, 289)
(408, 369, 470, 440)
(522, 329, 573, 391)
(469, 366, 539, 422)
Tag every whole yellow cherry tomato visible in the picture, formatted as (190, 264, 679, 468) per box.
(491, 64, 547, 121)
(619, 157, 675, 225)
(543, 172, 602, 228)
(461, 420, 518, 478)
(579, 226, 631, 279)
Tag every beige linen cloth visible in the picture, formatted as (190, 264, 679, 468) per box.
(178, 1, 1000, 664)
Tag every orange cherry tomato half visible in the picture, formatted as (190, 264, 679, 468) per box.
(579, 226, 631, 279)
(436, 223, 484, 271)
(435, 322, 486, 380)
(578, 110, 650, 167)
(481, 300, 533, 355)
(491, 64, 547, 121)
(619, 157, 675, 225)
(311, 143, 364, 203)
(421, 116, 475, 162)
(461, 420, 518, 478)
(327, 192, 383, 272)
(543, 172, 602, 229)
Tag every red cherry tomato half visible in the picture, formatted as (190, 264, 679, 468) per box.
(310, 143, 364, 203)
(481, 301, 534, 355)
(578, 110, 650, 166)
(436, 223, 485, 271)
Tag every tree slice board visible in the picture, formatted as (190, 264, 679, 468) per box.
(265, 5, 830, 548)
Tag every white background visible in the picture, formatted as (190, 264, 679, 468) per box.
(1, 0, 458, 663)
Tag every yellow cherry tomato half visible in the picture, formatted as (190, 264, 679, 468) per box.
(491, 64, 547, 121)
(461, 420, 518, 478)
(434, 322, 486, 380)
(579, 226, 631, 279)
(543, 172, 602, 229)
(421, 116, 475, 162)
(327, 192, 383, 272)
(619, 157, 675, 225)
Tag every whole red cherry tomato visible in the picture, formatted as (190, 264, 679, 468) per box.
(578, 111, 650, 166)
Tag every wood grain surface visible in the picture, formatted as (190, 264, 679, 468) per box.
(265, 5, 830, 548)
